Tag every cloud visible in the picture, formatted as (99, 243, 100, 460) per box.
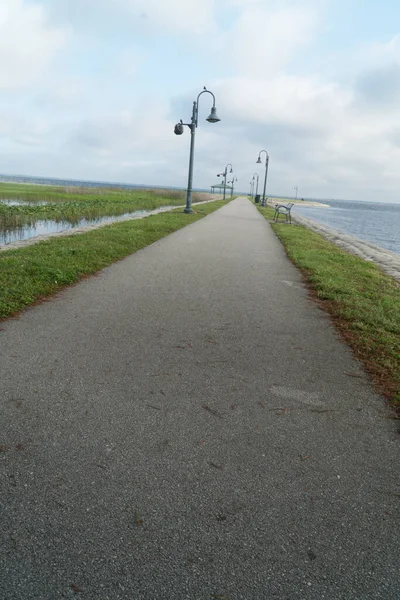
(200, 64, 400, 200)
(50, 77, 87, 105)
(0, 110, 49, 147)
(354, 64, 400, 109)
(32, 77, 88, 109)
(71, 101, 174, 155)
(115, 50, 145, 81)
(0, 0, 69, 90)
(367, 33, 400, 65)
(42, 0, 218, 36)
(220, 2, 321, 75)
(215, 74, 349, 134)
(125, 0, 218, 35)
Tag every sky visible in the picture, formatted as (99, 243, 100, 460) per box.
(1, 0, 400, 202)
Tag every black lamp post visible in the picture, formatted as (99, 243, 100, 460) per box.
(228, 176, 237, 198)
(217, 163, 233, 201)
(256, 150, 269, 206)
(252, 173, 259, 199)
(174, 87, 220, 214)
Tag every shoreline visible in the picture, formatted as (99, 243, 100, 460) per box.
(293, 214, 400, 282)
(269, 198, 330, 208)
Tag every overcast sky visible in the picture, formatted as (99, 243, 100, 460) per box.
(1, 0, 400, 202)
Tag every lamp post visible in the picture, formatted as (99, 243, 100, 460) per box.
(252, 173, 259, 198)
(174, 87, 220, 214)
(294, 185, 298, 200)
(256, 150, 269, 206)
(217, 163, 233, 202)
(228, 176, 237, 198)
(249, 180, 253, 198)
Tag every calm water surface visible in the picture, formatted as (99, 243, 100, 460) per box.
(0, 208, 167, 245)
(294, 200, 400, 254)
(1, 199, 49, 206)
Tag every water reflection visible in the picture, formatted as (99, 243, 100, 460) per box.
(0, 207, 174, 245)
(0, 199, 49, 206)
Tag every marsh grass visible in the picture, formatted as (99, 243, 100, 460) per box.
(0, 183, 213, 231)
(0, 182, 209, 204)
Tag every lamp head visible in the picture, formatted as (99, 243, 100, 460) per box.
(174, 122, 184, 135)
(206, 106, 220, 123)
(256, 156, 262, 164)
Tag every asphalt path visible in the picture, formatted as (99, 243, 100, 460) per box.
(0, 197, 399, 599)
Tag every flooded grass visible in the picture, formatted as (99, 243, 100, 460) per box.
(0, 210, 154, 244)
(0, 183, 213, 244)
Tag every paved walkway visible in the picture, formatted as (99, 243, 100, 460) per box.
(0, 198, 399, 599)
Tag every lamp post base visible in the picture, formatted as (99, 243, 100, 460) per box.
(184, 207, 195, 214)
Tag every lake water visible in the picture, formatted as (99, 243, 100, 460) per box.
(294, 200, 400, 254)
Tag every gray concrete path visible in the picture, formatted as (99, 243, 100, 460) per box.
(0, 197, 399, 599)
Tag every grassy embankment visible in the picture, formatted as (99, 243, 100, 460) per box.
(0, 183, 211, 229)
(0, 198, 227, 320)
(258, 204, 400, 408)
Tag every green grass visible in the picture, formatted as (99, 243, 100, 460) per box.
(0, 199, 226, 320)
(257, 204, 400, 405)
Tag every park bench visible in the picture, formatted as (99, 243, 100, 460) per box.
(274, 202, 294, 224)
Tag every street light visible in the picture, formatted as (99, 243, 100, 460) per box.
(294, 185, 298, 200)
(249, 180, 253, 198)
(228, 176, 237, 198)
(252, 173, 259, 199)
(256, 150, 269, 206)
(217, 163, 233, 201)
(174, 86, 220, 214)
